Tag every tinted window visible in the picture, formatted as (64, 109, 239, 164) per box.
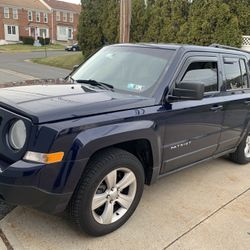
(224, 58, 243, 90)
(240, 59, 248, 89)
(181, 61, 218, 92)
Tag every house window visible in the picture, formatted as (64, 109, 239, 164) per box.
(4, 7, 9, 18)
(12, 26, 16, 35)
(40, 29, 47, 38)
(36, 12, 40, 22)
(28, 10, 33, 21)
(44, 13, 48, 23)
(7, 25, 16, 35)
(63, 12, 67, 22)
(69, 13, 73, 23)
(68, 28, 73, 39)
(13, 8, 18, 19)
(7, 26, 11, 34)
(58, 26, 67, 36)
(56, 11, 60, 21)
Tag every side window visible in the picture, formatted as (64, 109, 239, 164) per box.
(181, 61, 218, 92)
(224, 58, 245, 90)
(240, 59, 249, 89)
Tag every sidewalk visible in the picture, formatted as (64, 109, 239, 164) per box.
(0, 158, 250, 250)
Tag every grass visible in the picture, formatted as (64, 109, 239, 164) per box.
(31, 52, 84, 70)
(0, 44, 65, 52)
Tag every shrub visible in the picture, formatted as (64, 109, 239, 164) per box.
(20, 36, 34, 45)
(38, 37, 51, 45)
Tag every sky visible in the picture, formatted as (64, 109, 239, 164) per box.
(63, 0, 81, 4)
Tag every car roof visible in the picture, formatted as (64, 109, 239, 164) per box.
(112, 43, 250, 58)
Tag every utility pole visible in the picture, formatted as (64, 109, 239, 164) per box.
(120, 0, 132, 43)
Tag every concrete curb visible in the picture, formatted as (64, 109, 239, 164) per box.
(0, 50, 65, 54)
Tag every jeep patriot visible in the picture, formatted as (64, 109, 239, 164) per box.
(0, 44, 249, 236)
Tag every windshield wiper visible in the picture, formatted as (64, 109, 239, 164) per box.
(75, 79, 114, 90)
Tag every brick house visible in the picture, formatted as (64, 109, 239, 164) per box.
(0, 0, 81, 44)
(41, 0, 81, 43)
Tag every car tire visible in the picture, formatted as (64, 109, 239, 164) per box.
(69, 147, 145, 236)
(230, 130, 250, 164)
(72, 48, 76, 52)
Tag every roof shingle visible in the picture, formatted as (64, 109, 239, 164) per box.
(0, 0, 49, 11)
(43, 0, 81, 13)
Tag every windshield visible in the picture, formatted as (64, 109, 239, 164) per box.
(71, 46, 175, 96)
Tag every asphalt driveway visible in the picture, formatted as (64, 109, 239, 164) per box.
(0, 51, 71, 83)
(0, 158, 249, 250)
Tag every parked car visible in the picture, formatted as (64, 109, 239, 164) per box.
(65, 43, 80, 51)
(0, 44, 250, 236)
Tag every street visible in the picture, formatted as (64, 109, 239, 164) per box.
(0, 51, 71, 83)
(0, 158, 249, 250)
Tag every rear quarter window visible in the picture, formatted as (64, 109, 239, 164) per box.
(223, 57, 249, 90)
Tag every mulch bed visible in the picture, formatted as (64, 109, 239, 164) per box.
(0, 78, 68, 89)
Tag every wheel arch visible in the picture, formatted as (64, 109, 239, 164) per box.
(72, 121, 162, 185)
(86, 139, 154, 185)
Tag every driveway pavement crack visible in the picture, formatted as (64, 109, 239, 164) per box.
(163, 187, 250, 249)
(0, 228, 13, 250)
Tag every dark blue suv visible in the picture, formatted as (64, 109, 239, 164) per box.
(0, 44, 250, 236)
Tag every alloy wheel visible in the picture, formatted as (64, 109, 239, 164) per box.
(91, 167, 137, 225)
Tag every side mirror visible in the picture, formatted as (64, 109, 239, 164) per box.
(72, 64, 79, 71)
(172, 81, 205, 100)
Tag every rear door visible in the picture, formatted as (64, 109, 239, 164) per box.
(216, 55, 250, 153)
(161, 53, 224, 173)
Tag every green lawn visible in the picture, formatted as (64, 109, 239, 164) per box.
(31, 53, 84, 70)
(0, 44, 65, 52)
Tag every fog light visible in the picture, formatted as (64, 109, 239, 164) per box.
(24, 151, 64, 164)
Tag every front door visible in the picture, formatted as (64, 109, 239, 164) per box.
(30, 27, 35, 38)
(161, 55, 224, 174)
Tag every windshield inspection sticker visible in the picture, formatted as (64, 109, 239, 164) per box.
(127, 83, 144, 92)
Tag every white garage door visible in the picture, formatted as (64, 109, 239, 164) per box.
(4, 25, 19, 41)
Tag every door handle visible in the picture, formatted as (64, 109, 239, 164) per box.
(210, 105, 223, 112)
(244, 100, 250, 105)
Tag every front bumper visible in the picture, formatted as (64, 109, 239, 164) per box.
(0, 183, 71, 213)
(0, 157, 88, 214)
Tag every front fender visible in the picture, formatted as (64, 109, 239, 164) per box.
(72, 120, 162, 176)
(44, 119, 163, 194)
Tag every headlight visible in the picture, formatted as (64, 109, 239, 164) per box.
(9, 120, 27, 150)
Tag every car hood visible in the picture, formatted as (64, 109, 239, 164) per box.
(0, 80, 155, 124)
